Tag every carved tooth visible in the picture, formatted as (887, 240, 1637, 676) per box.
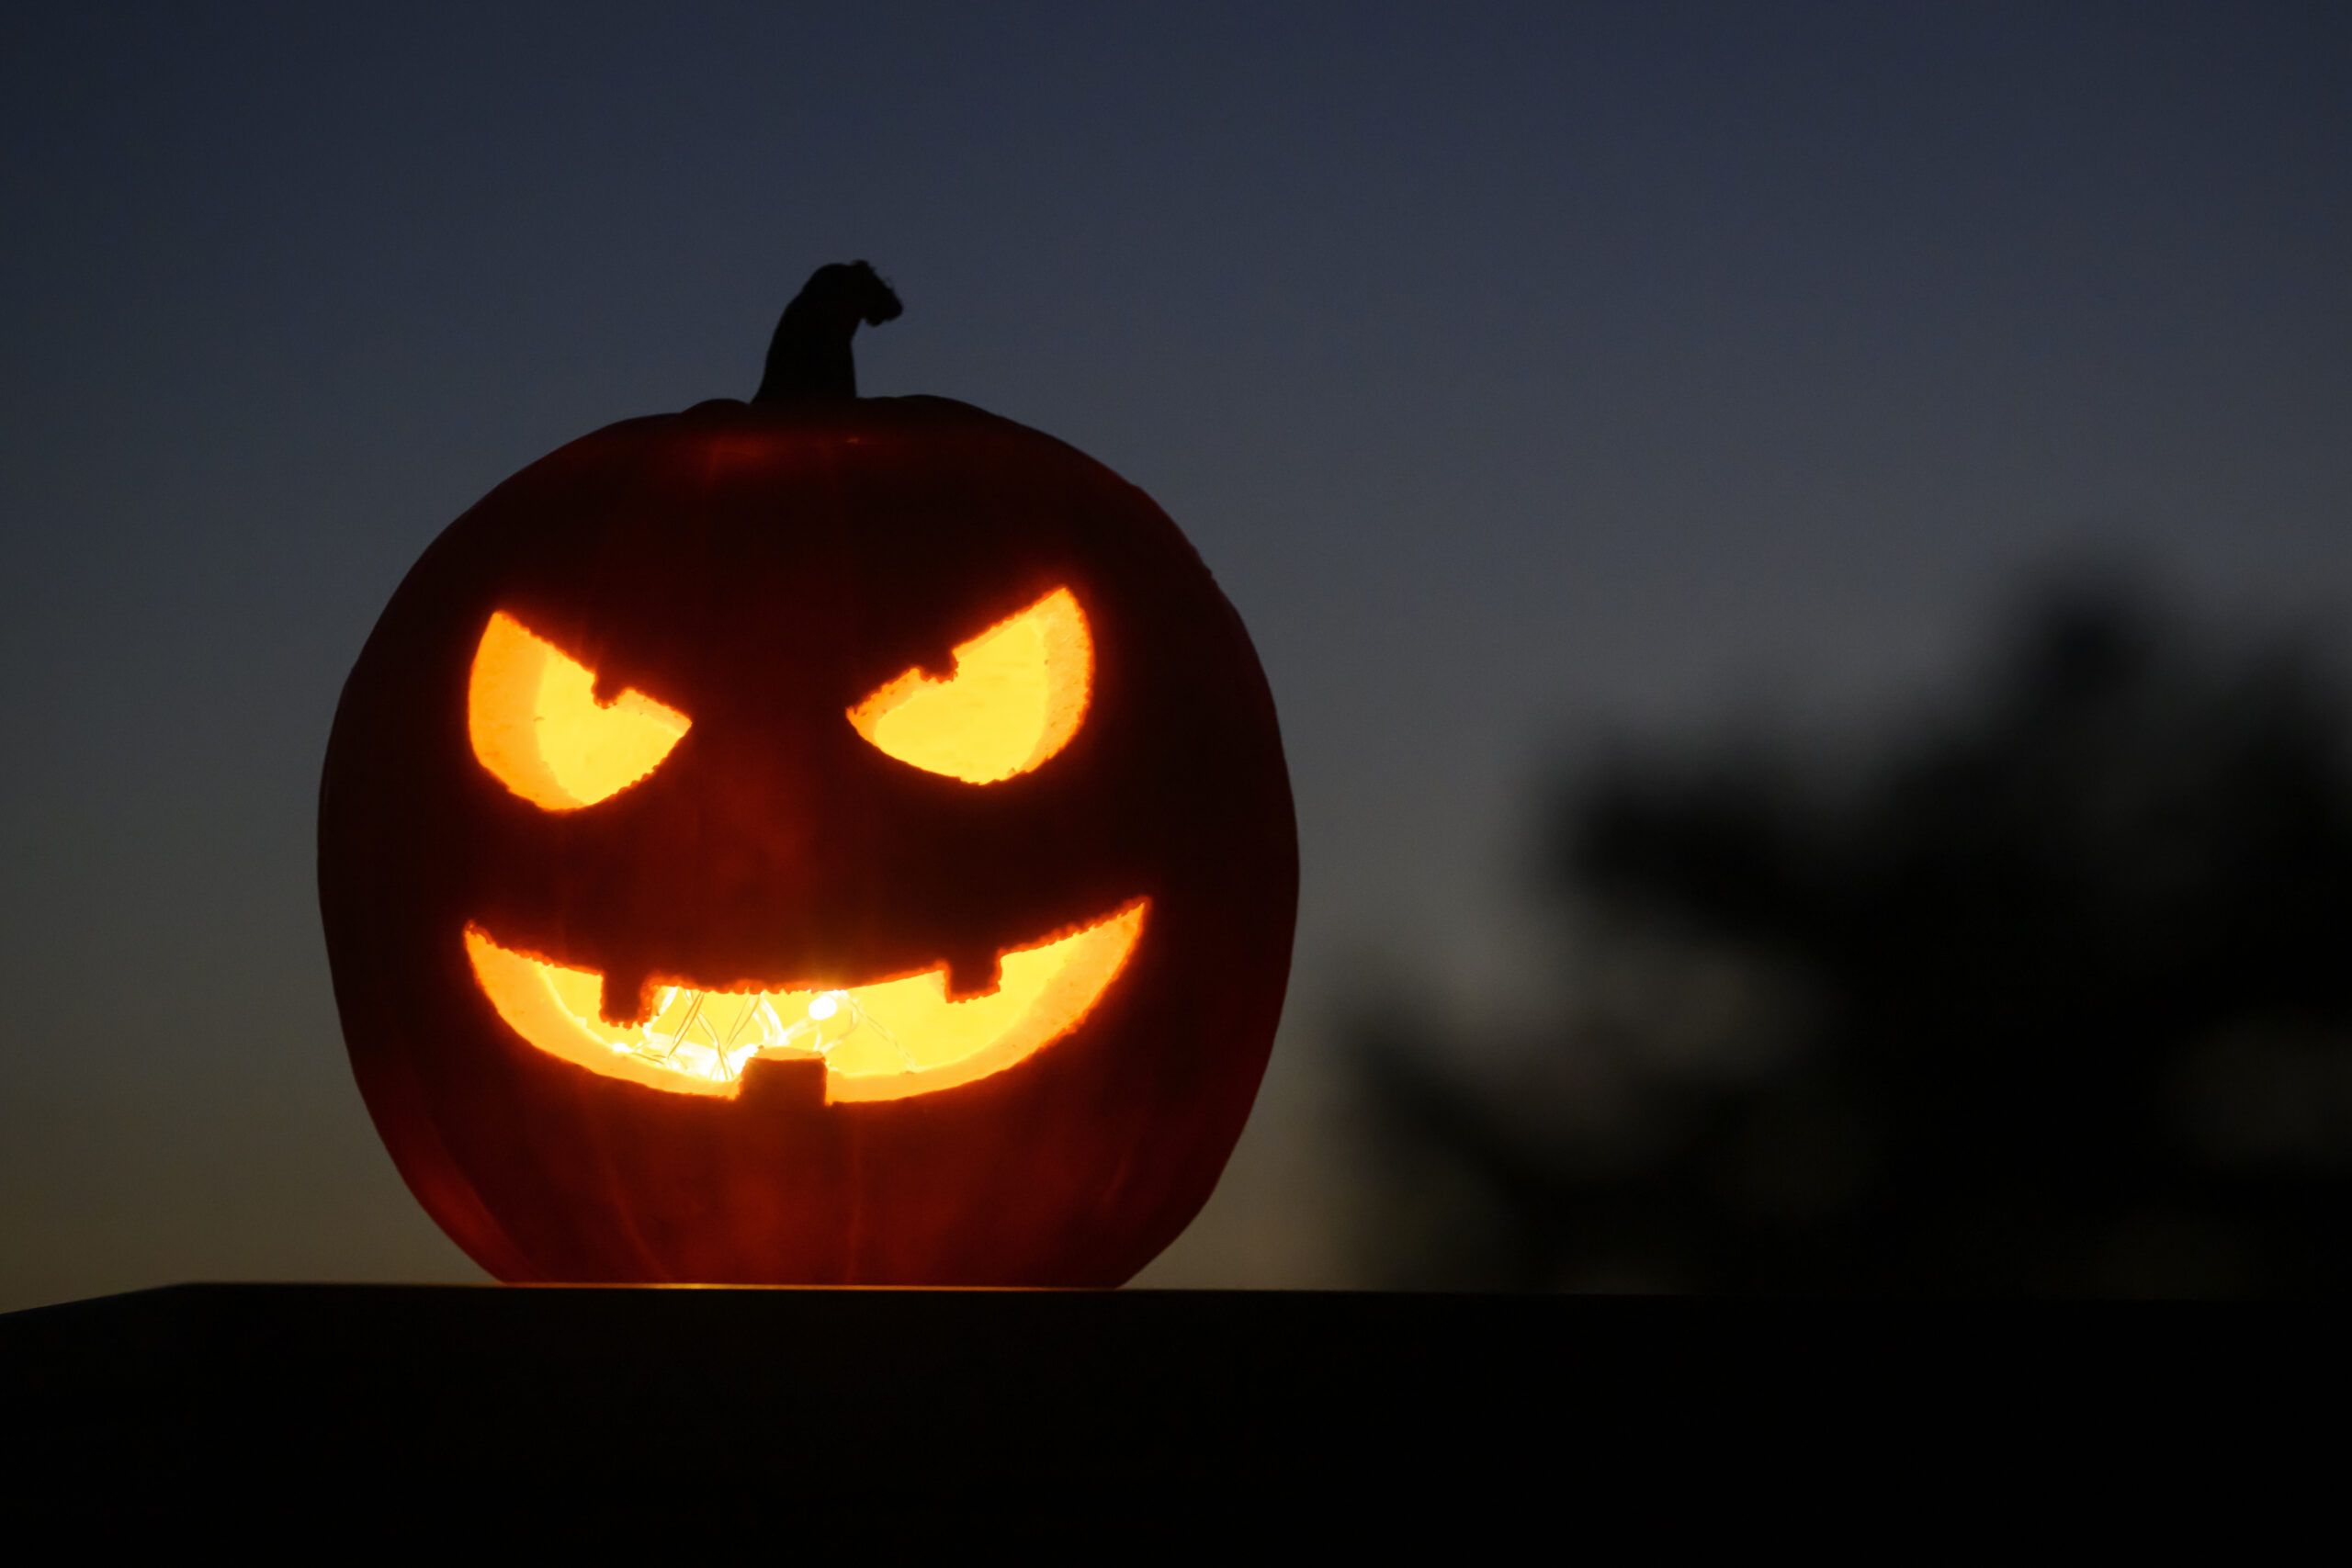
(599, 967, 661, 1028)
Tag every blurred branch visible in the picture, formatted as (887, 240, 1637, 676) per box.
(1342, 576, 2352, 1295)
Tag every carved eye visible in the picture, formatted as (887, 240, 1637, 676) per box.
(468, 611, 691, 809)
(847, 588, 1093, 783)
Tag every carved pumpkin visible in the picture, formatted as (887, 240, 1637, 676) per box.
(319, 265, 1297, 1285)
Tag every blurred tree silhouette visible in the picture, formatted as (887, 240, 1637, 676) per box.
(1348, 580, 2352, 1294)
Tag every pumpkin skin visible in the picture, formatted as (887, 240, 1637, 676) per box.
(319, 394, 1297, 1285)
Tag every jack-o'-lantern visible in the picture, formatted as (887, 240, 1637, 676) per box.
(319, 264, 1296, 1285)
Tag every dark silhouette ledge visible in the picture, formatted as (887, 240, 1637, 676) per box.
(0, 1282, 2332, 1529)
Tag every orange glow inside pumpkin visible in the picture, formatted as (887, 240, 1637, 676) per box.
(462, 586, 1126, 1104)
(847, 587, 1092, 783)
(469, 612, 691, 809)
(464, 899, 1147, 1101)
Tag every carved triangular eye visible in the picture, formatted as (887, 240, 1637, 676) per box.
(468, 612, 691, 809)
(847, 587, 1093, 783)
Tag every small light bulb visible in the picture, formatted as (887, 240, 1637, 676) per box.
(808, 994, 839, 1021)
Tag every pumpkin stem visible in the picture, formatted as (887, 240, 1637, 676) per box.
(752, 261, 903, 402)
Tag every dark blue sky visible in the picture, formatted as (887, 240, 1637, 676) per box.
(5, 3, 2348, 1303)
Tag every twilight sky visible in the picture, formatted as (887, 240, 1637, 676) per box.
(4, 3, 2348, 1306)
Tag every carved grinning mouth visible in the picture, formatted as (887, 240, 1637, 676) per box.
(465, 899, 1148, 1103)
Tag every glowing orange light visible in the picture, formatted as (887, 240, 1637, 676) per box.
(468, 612, 691, 809)
(848, 587, 1092, 783)
(464, 899, 1148, 1102)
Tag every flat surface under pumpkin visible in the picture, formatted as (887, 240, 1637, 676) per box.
(2, 1282, 2327, 1528)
